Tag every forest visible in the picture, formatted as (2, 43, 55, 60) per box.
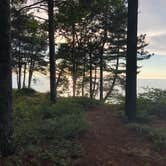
(0, 0, 166, 165)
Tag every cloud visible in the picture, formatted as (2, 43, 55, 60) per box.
(138, 0, 166, 56)
(145, 33, 166, 56)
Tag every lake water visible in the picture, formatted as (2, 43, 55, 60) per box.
(12, 74, 166, 94)
(138, 79, 166, 93)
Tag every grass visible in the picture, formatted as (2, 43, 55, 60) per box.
(110, 88, 166, 151)
(2, 87, 166, 164)
(1, 89, 101, 165)
(137, 88, 166, 120)
(128, 123, 166, 151)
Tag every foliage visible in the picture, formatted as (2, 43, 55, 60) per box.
(11, 5, 48, 89)
(14, 88, 36, 96)
(119, 88, 166, 151)
(59, 97, 102, 110)
(137, 88, 166, 119)
(128, 123, 166, 151)
(11, 0, 152, 99)
(3, 91, 91, 165)
(111, 88, 166, 122)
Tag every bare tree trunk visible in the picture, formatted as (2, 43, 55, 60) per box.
(82, 62, 86, 97)
(28, 58, 34, 89)
(48, 0, 56, 102)
(28, 69, 33, 88)
(104, 37, 120, 102)
(99, 49, 103, 101)
(22, 63, 27, 88)
(125, 0, 138, 122)
(16, 68, 19, 87)
(89, 53, 93, 99)
(92, 64, 97, 98)
(18, 55, 22, 89)
(72, 72, 77, 97)
(0, 0, 14, 156)
(99, 28, 107, 101)
(56, 62, 65, 88)
(71, 24, 76, 97)
(104, 55, 119, 102)
(94, 81, 100, 99)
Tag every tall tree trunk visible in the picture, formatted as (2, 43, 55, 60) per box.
(22, 63, 27, 88)
(104, 37, 120, 102)
(89, 52, 93, 99)
(104, 56, 120, 102)
(17, 41, 22, 89)
(81, 77, 84, 97)
(92, 64, 97, 98)
(99, 10, 108, 101)
(56, 62, 65, 88)
(81, 58, 86, 97)
(72, 72, 77, 97)
(0, 0, 14, 156)
(82, 62, 86, 97)
(28, 69, 33, 88)
(94, 81, 100, 99)
(99, 28, 107, 101)
(99, 45, 104, 101)
(125, 0, 138, 122)
(48, 0, 56, 102)
(16, 68, 19, 87)
(71, 24, 76, 97)
(28, 58, 34, 89)
(18, 55, 22, 89)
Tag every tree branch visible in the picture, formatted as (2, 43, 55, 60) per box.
(18, 0, 46, 12)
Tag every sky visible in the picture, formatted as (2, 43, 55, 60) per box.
(138, 0, 166, 79)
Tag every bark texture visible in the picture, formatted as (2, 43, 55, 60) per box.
(125, 0, 138, 121)
(48, 0, 56, 102)
(0, 0, 14, 156)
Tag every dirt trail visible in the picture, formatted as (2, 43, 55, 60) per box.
(76, 107, 166, 166)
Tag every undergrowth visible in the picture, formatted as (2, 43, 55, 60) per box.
(111, 88, 166, 151)
(0, 89, 100, 166)
(128, 123, 166, 151)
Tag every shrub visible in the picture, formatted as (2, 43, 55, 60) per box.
(15, 88, 36, 96)
(8, 94, 90, 165)
(137, 88, 166, 119)
(128, 123, 166, 150)
(58, 97, 101, 110)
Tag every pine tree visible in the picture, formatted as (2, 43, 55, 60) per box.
(48, 0, 57, 102)
(0, 0, 14, 156)
(125, 0, 138, 121)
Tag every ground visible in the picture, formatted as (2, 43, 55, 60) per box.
(76, 106, 166, 166)
(0, 93, 166, 166)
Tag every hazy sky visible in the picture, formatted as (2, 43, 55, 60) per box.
(138, 0, 166, 79)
